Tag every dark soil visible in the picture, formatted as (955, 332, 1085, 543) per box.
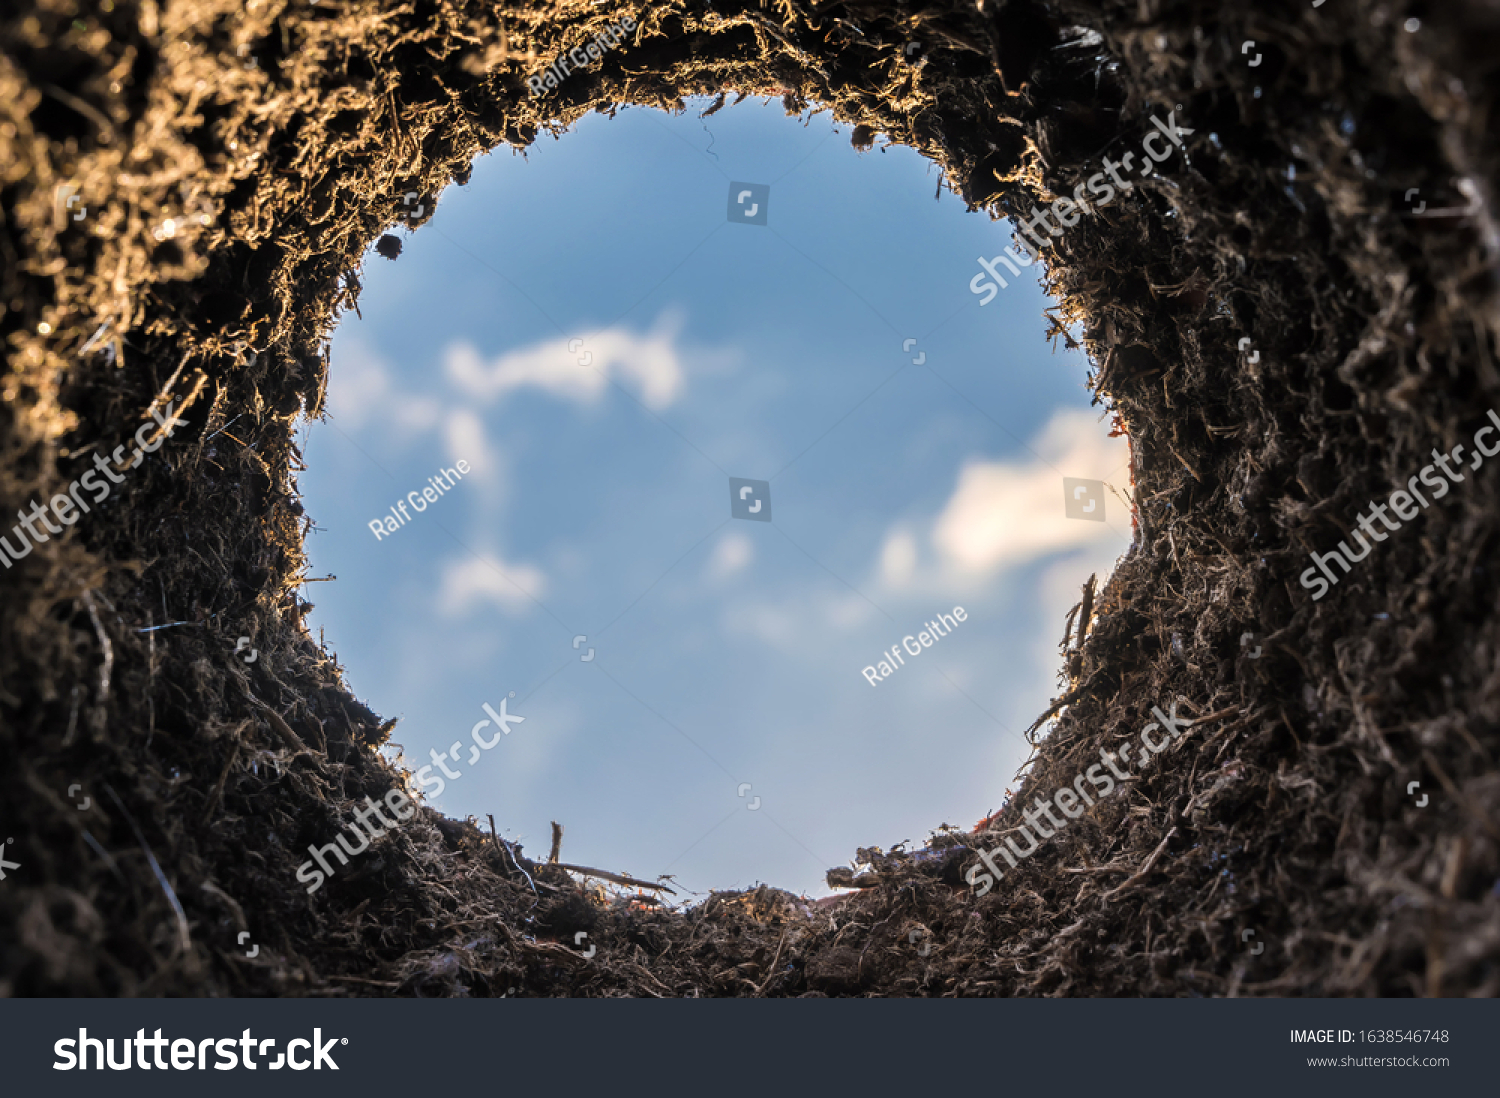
(3, 0, 1498, 997)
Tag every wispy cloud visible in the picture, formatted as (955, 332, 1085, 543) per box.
(442, 407, 500, 484)
(878, 407, 1131, 590)
(436, 554, 549, 617)
(330, 313, 700, 468)
(326, 336, 399, 431)
(879, 525, 919, 587)
(445, 311, 689, 411)
(706, 530, 755, 581)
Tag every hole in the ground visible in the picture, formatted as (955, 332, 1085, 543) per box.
(298, 98, 1132, 899)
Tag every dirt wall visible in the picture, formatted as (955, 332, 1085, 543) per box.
(2, 0, 1498, 996)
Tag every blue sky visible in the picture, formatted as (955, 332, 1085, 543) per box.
(298, 95, 1132, 900)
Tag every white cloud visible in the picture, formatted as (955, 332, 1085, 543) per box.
(395, 397, 444, 433)
(724, 600, 800, 650)
(880, 526, 918, 587)
(444, 311, 688, 411)
(436, 554, 548, 617)
(326, 337, 396, 430)
(707, 531, 754, 580)
(326, 313, 710, 529)
(720, 588, 874, 652)
(443, 408, 500, 484)
(325, 338, 457, 440)
(928, 408, 1131, 577)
